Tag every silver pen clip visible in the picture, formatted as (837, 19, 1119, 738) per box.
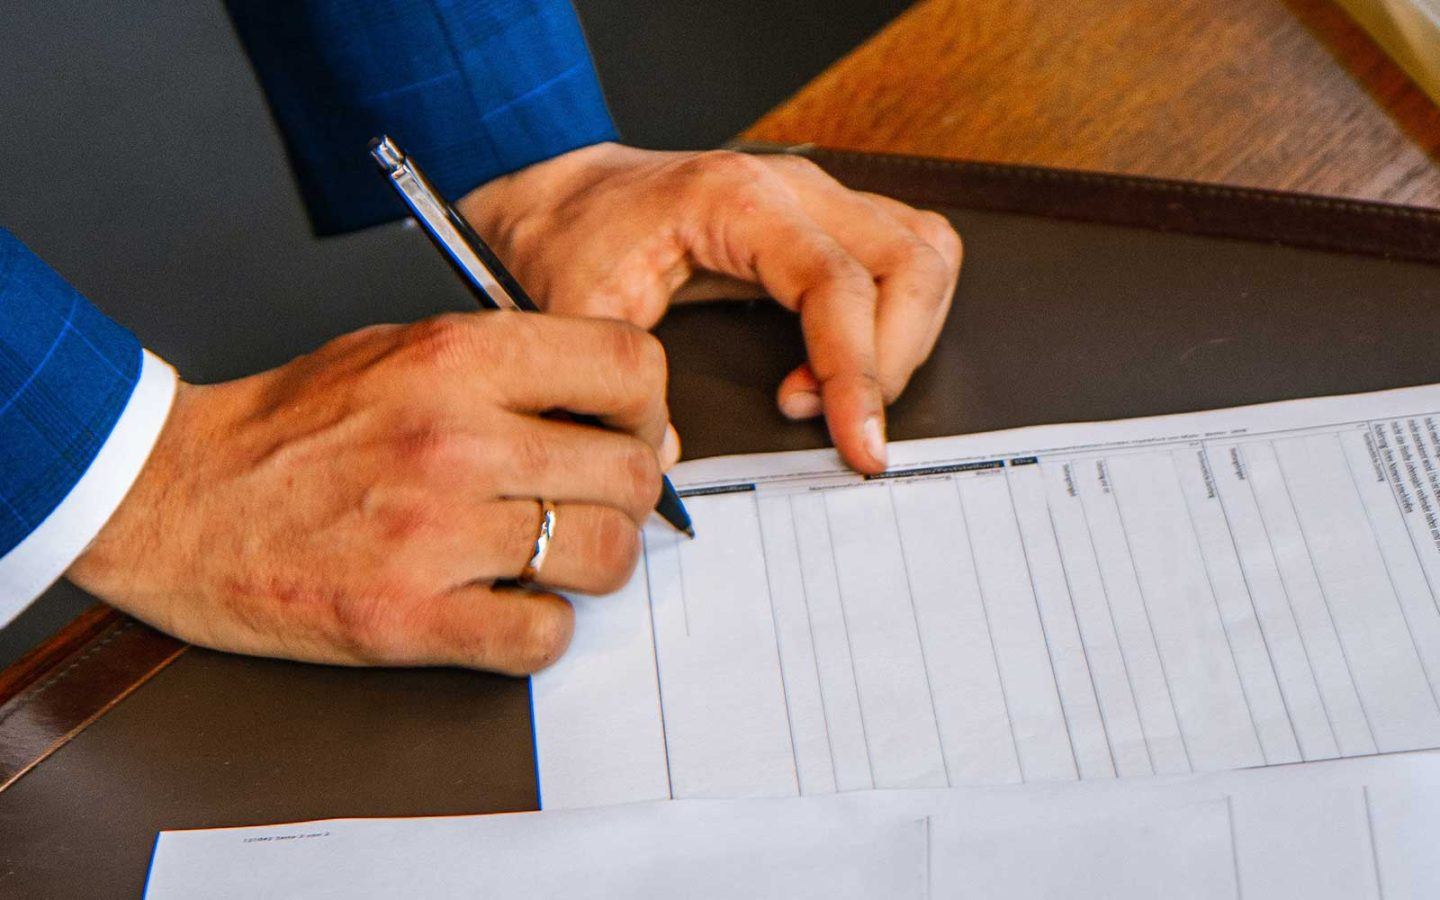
(369, 136, 522, 311)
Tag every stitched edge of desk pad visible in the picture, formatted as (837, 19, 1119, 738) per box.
(733, 142, 1440, 266)
(2, 147, 1436, 794)
(0, 612, 183, 791)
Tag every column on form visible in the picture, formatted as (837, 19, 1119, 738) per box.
(1006, 458, 1115, 779)
(1073, 457, 1191, 774)
(889, 473, 1023, 786)
(1206, 442, 1340, 761)
(1269, 431, 1440, 752)
(1174, 446, 1301, 765)
(1105, 449, 1265, 772)
(1366, 421, 1440, 706)
(1240, 441, 1378, 757)
(1042, 458, 1155, 777)
(955, 466, 1077, 782)
(645, 489, 799, 799)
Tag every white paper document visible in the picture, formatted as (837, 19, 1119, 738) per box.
(145, 797, 929, 900)
(535, 385, 1440, 809)
(145, 754, 1440, 899)
(145, 791, 1233, 900)
(851, 752, 1440, 899)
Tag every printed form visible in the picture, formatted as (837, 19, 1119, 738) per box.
(534, 385, 1440, 810)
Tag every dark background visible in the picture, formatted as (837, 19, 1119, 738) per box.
(0, 0, 910, 667)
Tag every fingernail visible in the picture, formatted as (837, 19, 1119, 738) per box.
(863, 415, 888, 470)
(661, 424, 682, 469)
(780, 390, 823, 420)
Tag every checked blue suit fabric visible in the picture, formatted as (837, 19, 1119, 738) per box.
(1, 0, 615, 562)
(0, 232, 143, 557)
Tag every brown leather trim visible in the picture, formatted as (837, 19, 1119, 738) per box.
(732, 142, 1440, 266)
(0, 612, 185, 791)
(0, 604, 120, 706)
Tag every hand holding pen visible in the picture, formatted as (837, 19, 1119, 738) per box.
(371, 136, 694, 553)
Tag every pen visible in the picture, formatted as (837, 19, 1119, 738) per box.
(369, 135, 694, 538)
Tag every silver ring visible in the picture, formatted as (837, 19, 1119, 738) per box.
(519, 499, 557, 583)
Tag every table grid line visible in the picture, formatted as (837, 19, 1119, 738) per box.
(821, 493, 878, 790)
(1337, 431, 1440, 719)
(1043, 498, 1121, 778)
(1168, 449, 1268, 766)
(1234, 443, 1342, 760)
(1002, 464, 1082, 780)
(1107, 459, 1196, 773)
(1272, 445, 1380, 753)
(639, 539, 676, 801)
(753, 493, 802, 796)
(1202, 444, 1305, 763)
(786, 494, 841, 794)
(1072, 464, 1157, 776)
(884, 482, 952, 788)
(953, 477, 1026, 781)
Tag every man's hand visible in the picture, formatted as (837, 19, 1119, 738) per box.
(68, 313, 677, 675)
(458, 144, 963, 474)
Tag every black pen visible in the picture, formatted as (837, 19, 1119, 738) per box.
(369, 136, 694, 538)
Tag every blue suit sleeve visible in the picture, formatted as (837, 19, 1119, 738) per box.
(223, 0, 619, 235)
(0, 229, 142, 558)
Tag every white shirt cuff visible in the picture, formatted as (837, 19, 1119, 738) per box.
(0, 350, 177, 627)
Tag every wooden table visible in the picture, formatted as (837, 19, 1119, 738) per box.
(745, 0, 1440, 206)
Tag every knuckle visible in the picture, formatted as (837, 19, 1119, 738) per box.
(498, 502, 543, 569)
(817, 251, 877, 298)
(403, 314, 479, 369)
(370, 497, 436, 547)
(606, 322, 647, 371)
(332, 593, 409, 664)
(322, 322, 398, 357)
(609, 323, 667, 384)
(622, 444, 664, 513)
(767, 153, 825, 180)
(916, 211, 963, 266)
(510, 600, 574, 672)
(464, 431, 510, 497)
(674, 151, 771, 212)
(496, 309, 544, 349)
(691, 149, 767, 181)
(404, 313, 522, 375)
(724, 179, 771, 218)
(508, 426, 555, 482)
(898, 241, 950, 303)
(391, 421, 463, 476)
(589, 508, 643, 593)
(879, 369, 911, 406)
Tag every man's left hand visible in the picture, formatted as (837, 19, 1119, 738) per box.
(458, 143, 963, 475)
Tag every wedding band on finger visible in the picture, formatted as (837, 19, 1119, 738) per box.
(518, 499, 558, 584)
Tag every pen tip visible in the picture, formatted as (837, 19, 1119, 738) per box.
(682, 525, 697, 539)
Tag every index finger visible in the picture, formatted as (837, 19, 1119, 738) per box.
(430, 313, 672, 451)
(699, 192, 888, 473)
(781, 180, 958, 401)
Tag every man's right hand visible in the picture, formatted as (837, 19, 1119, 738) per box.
(67, 312, 678, 675)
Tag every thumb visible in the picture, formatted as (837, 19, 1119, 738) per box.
(546, 266, 684, 329)
(777, 363, 823, 420)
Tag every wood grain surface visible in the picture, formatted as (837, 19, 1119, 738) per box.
(745, 0, 1440, 206)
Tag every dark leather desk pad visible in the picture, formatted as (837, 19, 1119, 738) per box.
(2, 149, 1439, 895)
